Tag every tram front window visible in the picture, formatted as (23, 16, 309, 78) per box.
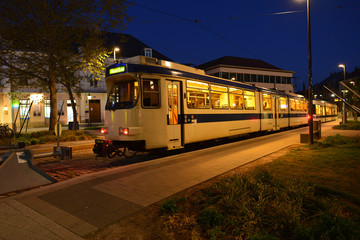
(106, 81, 139, 110)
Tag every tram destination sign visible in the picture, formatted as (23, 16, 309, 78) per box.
(109, 65, 125, 75)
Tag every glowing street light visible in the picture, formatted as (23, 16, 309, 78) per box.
(338, 64, 346, 123)
(113, 47, 120, 62)
(338, 64, 345, 79)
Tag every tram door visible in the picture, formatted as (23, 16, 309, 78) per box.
(272, 96, 280, 130)
(167, 80, 182, 149)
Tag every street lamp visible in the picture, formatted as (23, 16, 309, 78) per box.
(87, 94, 92, 126)
(338, 64, 346, 123)
(113, 47, 120, 62)
(305, 0, 314, 144)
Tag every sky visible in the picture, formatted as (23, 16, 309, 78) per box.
(122, 0, 360, 91)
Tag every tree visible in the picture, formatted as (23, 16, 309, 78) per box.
(0, 0, 132, 131)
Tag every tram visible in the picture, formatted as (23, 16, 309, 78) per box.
(94, 56, 309, 157)
(313, 99, 338, 122)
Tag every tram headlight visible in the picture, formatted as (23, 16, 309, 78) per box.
(119, 127, 129, 136)
(101, 127, 109, 135)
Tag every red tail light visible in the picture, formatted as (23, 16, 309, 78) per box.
(123, 128, 129, 135)
(119, 127, 129, 136)
(101, 127, 109, 134)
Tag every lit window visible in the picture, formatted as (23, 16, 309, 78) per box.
(244, 91, 256, 110)
(186, 80, 210, 109)
(229, 88, 243, 110)
(262, 94, 272, 110)
(211, 85, 228, 109)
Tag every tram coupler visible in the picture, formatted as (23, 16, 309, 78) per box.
(93, 139, 137, 158)
(93, 139, 112, 157)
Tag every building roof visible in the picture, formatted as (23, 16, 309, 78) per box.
(198, 56, 283, 71)
(103, 32, 172, 61)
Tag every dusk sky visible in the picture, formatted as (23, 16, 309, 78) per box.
(122, 0, 360, 91)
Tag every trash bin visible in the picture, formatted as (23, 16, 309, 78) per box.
(68, 122, 73, 130)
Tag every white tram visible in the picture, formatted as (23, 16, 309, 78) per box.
(313, 99, 338, 122)
(99, 56, 308, 152)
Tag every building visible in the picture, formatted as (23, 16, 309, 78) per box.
(198, 56, 295, 92)
(0, 33, 171, 129)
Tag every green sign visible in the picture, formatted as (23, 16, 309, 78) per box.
(109, 66, 125, 75)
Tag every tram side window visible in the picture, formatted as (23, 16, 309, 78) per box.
(244, 90, 256, 110)
(302, 100, 307, 112)
(186, 80, 210, 109)
(290, 98, 296, 111)
(142, 79, 160, 108)
(229, 88, 243, 110)
(262, 94, 272, 110)
(211, 84, 229, 109)
(280, 97, 287, 111)
(326, 106, 330, 115)
(316, 105, 321, 115)
(298, 100, 303, 111)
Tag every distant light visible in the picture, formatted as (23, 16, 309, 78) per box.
(164, 61, 171, 67)
(331, 94, 335, 97)
(114, 47, 120, 61)
(30, 93, 43, 102)
(338, 64, 345, 68)
(87, 94, 92, 100)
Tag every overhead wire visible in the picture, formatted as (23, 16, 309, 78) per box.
(125, 1, 360, 62)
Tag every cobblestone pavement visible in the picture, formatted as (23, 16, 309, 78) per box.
(35, 150, 127, 182)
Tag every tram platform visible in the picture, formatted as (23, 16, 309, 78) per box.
(0, 120, 359, 240)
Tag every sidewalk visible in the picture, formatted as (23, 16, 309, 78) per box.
(0, 121, 359, 240)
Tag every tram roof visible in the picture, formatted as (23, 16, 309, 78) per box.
(106, 56, 302, 98)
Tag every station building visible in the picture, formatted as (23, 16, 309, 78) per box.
(199, 56, 295, 92)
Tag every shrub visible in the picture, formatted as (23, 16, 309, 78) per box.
(0, 123, 14, 140)
(16, 130, 96, 145)
(198, 206, 224, 227)
(333, 121, 360, 130)
(161, 196, 186, 214)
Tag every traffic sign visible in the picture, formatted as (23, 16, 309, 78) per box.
(55, 122, 62, 136)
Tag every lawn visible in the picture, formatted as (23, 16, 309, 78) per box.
(158, 136, 360, 239)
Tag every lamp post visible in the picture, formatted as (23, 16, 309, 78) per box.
(338, 64, 346, 124)
(87, 94, 92, 126)
(113, 47, 120, 62)
(306, 0, 314, 144)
